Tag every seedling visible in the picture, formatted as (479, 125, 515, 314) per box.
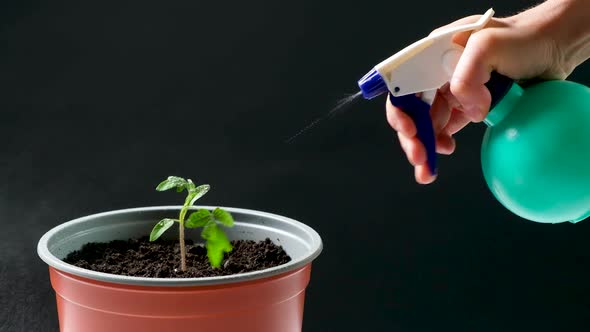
(149, 176, 234, 271)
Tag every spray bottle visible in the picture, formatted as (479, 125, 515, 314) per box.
(358, 8, 590, 224)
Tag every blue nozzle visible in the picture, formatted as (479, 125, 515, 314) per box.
(358, 68, 388, 100)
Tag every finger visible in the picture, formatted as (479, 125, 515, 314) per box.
(431, 84, 464, 152)
(386, 100, 417, 137)
(398, 131, 426, 166)
(429, 85, 453, 133)
(444, 108, 471, 135)
(415, 164, 436, 184)
(438, 82, 462, 110)
(435, 133, 456, 155)
(450, 31, 499, 122)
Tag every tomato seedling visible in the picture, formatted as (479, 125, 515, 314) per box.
(150, 176, 234, 271)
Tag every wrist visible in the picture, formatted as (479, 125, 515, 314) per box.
(532, 0, 590, 74)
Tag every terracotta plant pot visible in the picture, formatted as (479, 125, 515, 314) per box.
(37, 206, 323, 332)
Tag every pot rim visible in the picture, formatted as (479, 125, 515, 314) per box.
(37, 205, 323, 287)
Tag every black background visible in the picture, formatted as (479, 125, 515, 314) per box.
(2, 0, 590, 331)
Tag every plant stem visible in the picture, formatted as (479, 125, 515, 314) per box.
(178, 205, 189, 272)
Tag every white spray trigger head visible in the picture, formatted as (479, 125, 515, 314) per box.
(375, 8, 495, 97)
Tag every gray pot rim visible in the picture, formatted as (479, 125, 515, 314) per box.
(37, 206, 323, 287)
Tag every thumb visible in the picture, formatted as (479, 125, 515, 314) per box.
(450, 29, 505, 122)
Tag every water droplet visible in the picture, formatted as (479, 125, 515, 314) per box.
(285, 91, 362, 144)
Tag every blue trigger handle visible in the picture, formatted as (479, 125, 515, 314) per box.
(387, 72, 513, 177)
(358, 68, 514, 178)
(389, 93, 437, 176)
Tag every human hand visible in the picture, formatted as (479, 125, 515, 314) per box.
(387, 0, 587, 184)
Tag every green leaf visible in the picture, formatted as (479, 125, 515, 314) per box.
(149, 218, 175, 241)
(202, 223, 233, 268)
(201, 221, 216, 240)
(213, 208, 234, 227)
(185, 209, 212, 228)
(187, 179, 196, 192)
(156, 176, 187, 192)
(189, 184, 210, 206)
(184, 191, 196, 206)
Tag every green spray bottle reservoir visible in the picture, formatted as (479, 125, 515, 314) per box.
(481, 75, 590, 223)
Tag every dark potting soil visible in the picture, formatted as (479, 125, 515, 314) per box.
(63, 237, 291, 278)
